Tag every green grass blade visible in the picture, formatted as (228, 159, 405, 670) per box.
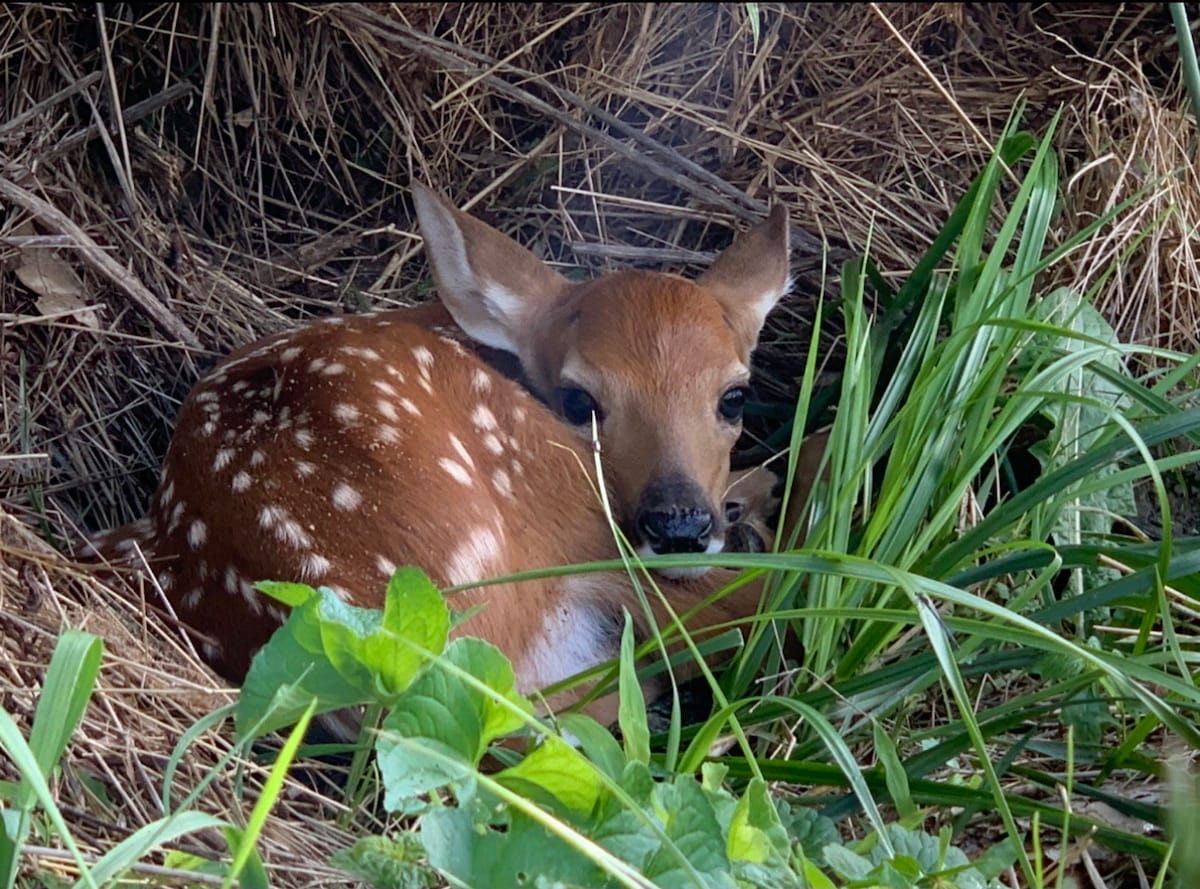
(0, 712, 96, 889)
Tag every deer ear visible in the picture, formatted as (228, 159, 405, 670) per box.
(412, 183, 568, 355)
(698, 205, 792, 358)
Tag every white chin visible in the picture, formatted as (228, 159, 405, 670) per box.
(635, 538, 724, 579)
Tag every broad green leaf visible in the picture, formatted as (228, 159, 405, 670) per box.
(782, 805, 840, 869)
(255, 580, 317, 608)
(421, 808, 602, 888)
(643, 777, 734, 888)
(496, 734, 602, 818)
(236, 599, 366, 737)
(379, 567, 453, 691)
(727, 780, 791, 870)
(377, 638, 530, 808)
(557, 713, 627, 783)
(329, 834, 439, 889)
(238, 572, 452, 736)
(822, 844, 874, 882)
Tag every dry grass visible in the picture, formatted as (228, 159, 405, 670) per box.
(0, 3, 1195, 883)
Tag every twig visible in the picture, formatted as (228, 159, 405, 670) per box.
(869, 4, 997, 158)
(568, 242, 715, 265)
(20, 845, 226, 885)
(43, 81, 194, 162)
(0, 175, 201, 348)
(0, 72, 103, 138)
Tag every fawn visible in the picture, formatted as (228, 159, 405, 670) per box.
(88, 185, 807, 707)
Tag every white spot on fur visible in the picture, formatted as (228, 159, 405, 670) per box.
(250, 449, 267, 466)
(332, 482, 362, 511)
(308, 356, 327, 373)
(445, 526, 503, 586)
(471, 405, 497, 430)
(492, 468, 513, 499)
(251, 410, 271, 427)
(160, 479, 175, 505)
(195, 390, 219, 404)
(295, 460, 317, 478)
(301, 552, 332, 580)
(483, 433, 504, 455)
(212, 448, 236, 472)
(448, 434, 475, 469)
(386, 364, 405, 382)
(412, 345, 434, 372)
(377, 398, 399, 422)
(224, 565, 239, 594)
(280, 345, 303, 362)
(157, 569, 175, 592)
(438, 458, 473, 487)
(472, 368, 492, 393)
(239, 579, 263, 614)
(183, 589, 203, 610)
(377, 424, 400, 444)
(513, 406, 527, 423)
(334, 403, 360, 426)
(373, 379, 398, 397)
(231, 471, 252, 492)
(376, 554, 396, 577)
(201, 420, 216, 436)
(259, 506, 311, 549)
(294, 428, 314, 449)
(266, 605, 288, 624)
(399, 398, 421, 417)
(168, 501, 186, 533)
(202, 640, 224, 661)
(320, 362, 346, 377)
(187, 520, 207, 550)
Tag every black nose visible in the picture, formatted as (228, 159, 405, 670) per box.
(634, 475, 715, 554)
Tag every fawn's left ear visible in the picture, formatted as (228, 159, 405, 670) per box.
(698, 205, 792, 358)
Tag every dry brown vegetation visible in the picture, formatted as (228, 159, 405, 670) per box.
(0, 3, 1196, 884)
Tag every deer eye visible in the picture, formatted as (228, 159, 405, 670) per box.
(718, 386, 748, 423)
(557, 387, 602, 425)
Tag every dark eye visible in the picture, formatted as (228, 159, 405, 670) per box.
(718, 387, 748, 422)
(557, 387, 602, 425)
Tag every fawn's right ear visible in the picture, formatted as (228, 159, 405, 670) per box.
(412, 183, 569, 356)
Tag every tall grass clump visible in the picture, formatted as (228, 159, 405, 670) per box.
(704, 111, 1200, 879)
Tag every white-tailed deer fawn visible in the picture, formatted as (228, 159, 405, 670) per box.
(88, 185, 798, 702)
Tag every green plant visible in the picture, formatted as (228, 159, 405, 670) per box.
(239, 571, 1011, 888)
(0, 632, 289, 888)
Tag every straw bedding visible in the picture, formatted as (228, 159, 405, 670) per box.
(0, 3, 1195, 882)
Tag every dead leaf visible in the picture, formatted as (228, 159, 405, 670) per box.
(8, 219, 99, 328)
